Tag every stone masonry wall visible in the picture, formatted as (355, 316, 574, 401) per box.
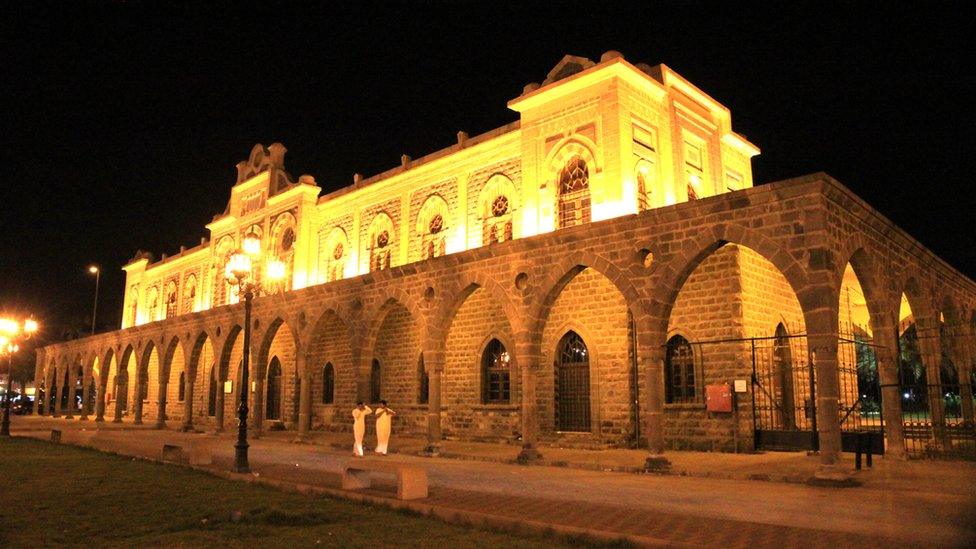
(442, 287, 519, 442)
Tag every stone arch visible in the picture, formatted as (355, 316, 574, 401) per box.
(186, 331, 216, 426)
(532, 251, 646, 337)
(362, 289, 428, 361)
(546, 135, 601, 175)
(649, 223, 808, 337)
(254, 317, 300, 427)
(363, 294, 425, 422)
(535, 257, 637, 442)
(307, 306, 355, 428)
(432, 274, 523, 355)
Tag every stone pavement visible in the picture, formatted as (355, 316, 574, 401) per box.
(12, 415, 976, 547)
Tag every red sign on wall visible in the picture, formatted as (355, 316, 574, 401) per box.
(706, 383, 733, 413)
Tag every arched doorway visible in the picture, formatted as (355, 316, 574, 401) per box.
(266, 357, 282, 421)
(773, 323, 796, 429)
(555, 331, 590, 432)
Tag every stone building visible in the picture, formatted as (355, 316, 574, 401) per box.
(35, 52, 976, 468)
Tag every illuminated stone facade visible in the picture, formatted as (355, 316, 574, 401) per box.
(36, 52, 976, 464)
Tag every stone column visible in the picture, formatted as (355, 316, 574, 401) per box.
(424, 351, 444, 456)
(53, 371, 63, 418)
(65, 372, 76, 419)
(644, 350, 667, 456)
(516, 337, 541, 462)
(113, 376, 124, 423)
(295, 353, 312, 442)
(802, 296, 844, 468)
(180, 369, 195, 432)
(95, 379, 106, 422)
(79, 374, 90, 421)
(917, 321, 946, 446)
(155, 369, 168, 429)
(132, 367, 144, 425)
(873, 325, 906, 459)
(951, 327, 974, 427)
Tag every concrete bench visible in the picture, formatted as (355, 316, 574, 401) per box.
(159, 441, 213, 465)
(341, 460, 428, 500)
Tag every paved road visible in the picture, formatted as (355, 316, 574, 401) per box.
(16, 416, 975, 547)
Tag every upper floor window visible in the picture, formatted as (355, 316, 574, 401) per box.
(165, 281, 178, 319)
(665, 335, 696, 403)
(683, 138, 706, 200)
(371, 230, 392, 272)
(182, 274, 197, 314)
(367, 213, 394, 273)
(725, 170, 743, 192)
(330, 242, 345, 282)
(557, 155, 591, 228)
(417, 195, 449, 260)
(484, 195, 513, 245)
(635, 159, 656, 212)
(146, 286, 159, 322)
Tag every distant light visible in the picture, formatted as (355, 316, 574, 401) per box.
(903, 392, 910, 399)
(266, 259, 286, 282)
(242, 233, 261, 256)
(88, 265, 99, 274)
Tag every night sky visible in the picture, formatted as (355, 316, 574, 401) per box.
(3, 3, 974, 345)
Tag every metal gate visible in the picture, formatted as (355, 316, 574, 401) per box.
(555, 331, 591, 432)
(895, 324, 976, 459)
(751, 323, 885, 452)
(751, 331, 817, 451)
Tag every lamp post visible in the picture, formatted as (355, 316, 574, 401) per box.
(88, 265, 100, 335)
(224, 233, 285, 473)
(1, 317, 39, 437)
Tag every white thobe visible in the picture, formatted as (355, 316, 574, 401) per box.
(352, 406, 372, 456)
(375, 407, 395, 454)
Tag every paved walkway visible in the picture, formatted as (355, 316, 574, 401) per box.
(13, 415, 976, 547)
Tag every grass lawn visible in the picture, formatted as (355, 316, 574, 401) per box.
(0, 437, 624, 547)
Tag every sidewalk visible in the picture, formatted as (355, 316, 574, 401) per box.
(12, 415, 976, 547)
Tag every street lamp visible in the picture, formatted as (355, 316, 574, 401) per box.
(88, 265, 100, 335)
(224, 233, 286, 473)
(1, 316, 39, 437)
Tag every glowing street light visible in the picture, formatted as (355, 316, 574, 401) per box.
(223, 234, 286, 474)
(1, 315, 38, 436)
(88, 265, 100, 335)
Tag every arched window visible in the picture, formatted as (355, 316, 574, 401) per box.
(323, 227, 348, 283)
(128, 287, 139, 326)
(417, 195, 449, 260)
(556, 331, 590, 431)
(418, 354, 429, 405)
(665, 335, 695, 403)
(178, 371, 186, 402)
(182, 274, 197, 314)
(482, 339, 511, 404)
(367, 213, 394, 273)
(266, 357, 283, 420)
(165, 281, 178, 319)
(146, 286, 159, 322)
(480, 174, 516, 246)
(322, 363, 335, 404)
(330, 242, 345, 282)
(370, 359, 381, 403)
(272, 216, 297, 291)
(423, 214, 447, 259)
(557, 156, 591, 228)
(213, 235, 235, 307)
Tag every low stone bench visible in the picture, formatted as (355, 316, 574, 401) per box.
(50, 429, 62, 443)
(159, 441, 213, 465)
(63, 430, 98, 447)
(341, 460, 428, 500)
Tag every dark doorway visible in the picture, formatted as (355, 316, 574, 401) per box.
(266, 357, 282, 421)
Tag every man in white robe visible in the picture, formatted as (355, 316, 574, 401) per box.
(352, 401, 372, 457)
(374, 400, 396, 455)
